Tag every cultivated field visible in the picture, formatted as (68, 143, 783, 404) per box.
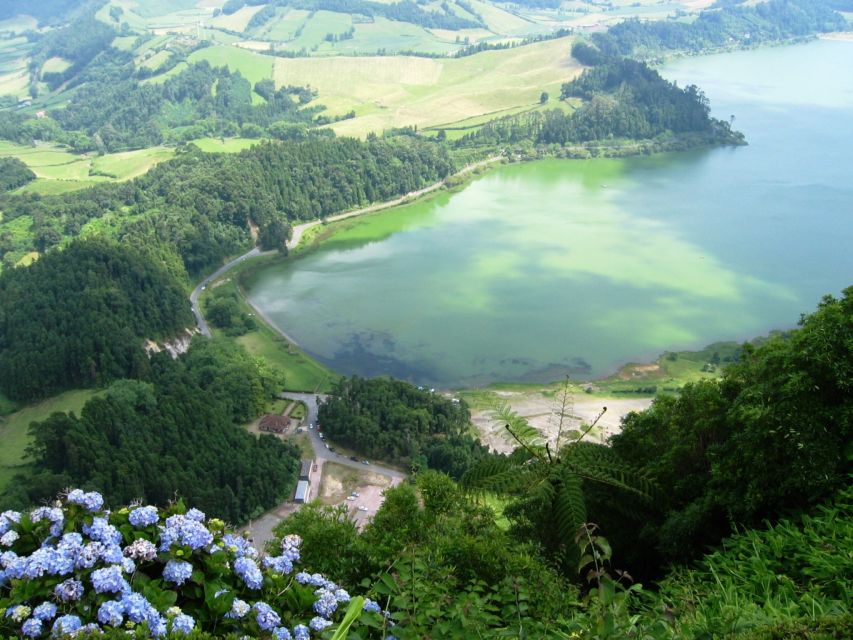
(273, 35, 581, 136)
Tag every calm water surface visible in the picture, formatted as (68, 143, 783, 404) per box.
(247, 41, 853, 387)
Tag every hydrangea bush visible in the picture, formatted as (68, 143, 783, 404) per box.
(0, 490, 392, 638)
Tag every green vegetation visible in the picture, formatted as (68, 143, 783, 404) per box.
(318, 376, 489, 477)
(0, 388, 100, 491)
(0, 157, 35, 191)
(0, 238, 193, 400)
(3, 338, 298, 523)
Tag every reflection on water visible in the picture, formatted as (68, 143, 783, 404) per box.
(247, 41, 853, 387)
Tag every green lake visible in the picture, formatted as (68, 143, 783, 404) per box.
(247, 40, 853, 388)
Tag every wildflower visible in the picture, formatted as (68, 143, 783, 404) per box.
(170, 614, 195, 635)
(163, 559, 193, 586)
(91, 565, 129, 593)
(33, 602, 57, 621)
(52, 614, 82, 635)
(160, 515, 213, 551)
(54, 578, 84, 602)
(310, 616, 333, 632)
(263, 554, 294, 575)
(0, 531, 18, 546)
(234, 557, 263, 589)
(224, 599, 250, 619)
(121, 593, 153, 623)
(97, 600, 124, 627)
(128, 506, 159, 528)
(0, 511, 20, 536)
(101, 544, 123, 564)
(67, 490, 104, 512)
(272, 627, 293, 640)
(146, 612, 167, 638)
(252, 602, 280, 631)
(7, 605, 31, 622)
(123, 538, 157, 562)
(21, 618, 43, 637)
(293, 624, 310, 640)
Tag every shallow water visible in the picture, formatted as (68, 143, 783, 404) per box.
(247, 40, 853, 387)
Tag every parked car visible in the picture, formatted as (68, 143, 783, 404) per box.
(346, 496, 355, 501)
(357, 506, 368, 512)
(362, 460, 370, 465)
(351, 492, 359, 498)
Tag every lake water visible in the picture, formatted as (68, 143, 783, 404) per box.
(247, 40, 853, 388)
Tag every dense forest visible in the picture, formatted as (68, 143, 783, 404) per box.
(0, 158, 35, 192)
(0, 136, 455, 273)
(0, 238, 192, 400)
(588, 0, 847, 59)
(318, 377, 489, 477)
(458, 59, 742, 150)
(3, 339, 298, 523)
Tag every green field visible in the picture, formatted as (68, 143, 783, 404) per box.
(41, 56, 72, 75)
(272, 35, 581, 137)
(0, 389, 100, 491)
(188, 45, 276, 87)
(190, 137, 261, 153)
(211, 5, 266, 33)
(90, 146, 174, 179)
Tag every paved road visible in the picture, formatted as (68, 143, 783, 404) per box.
(189, 246, 269, 337)
(279, 392, 406, 481)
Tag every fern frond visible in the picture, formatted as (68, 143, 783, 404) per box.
(491, 401, 547, 458)
(554, 472, 586, 544)
(563, 442, 659, 501)
(460, 457, 534, 495)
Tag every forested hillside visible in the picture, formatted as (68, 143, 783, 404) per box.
(0, 136, 454, 273)
(459, 59, 742, 151)
(0, 238, 192, 400)
(3, 339, 299, 523)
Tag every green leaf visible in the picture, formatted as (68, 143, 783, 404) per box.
(331, 596, 364, 640)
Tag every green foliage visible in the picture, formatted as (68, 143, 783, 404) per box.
(317, 376, 485, 476)
(203, 288, 256, 336)
(0, 238, 193, 401)
(0, 157, 35, 192)
(4, 339, 296, 523)
(610, 287, 853, 568)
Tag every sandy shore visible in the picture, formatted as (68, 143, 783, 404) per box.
(820, 32, 853, 42)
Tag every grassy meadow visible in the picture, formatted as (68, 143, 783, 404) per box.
(0, 389, 101, 492)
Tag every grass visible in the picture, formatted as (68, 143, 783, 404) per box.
(211, 5, 266, 32)
(256, 8, 311, 41)
(272, 35, 581, 137)
(189, 137, 260, 153)
(90, 146, 174, 180)
(0, 389, 101, 491)
(41, 56, 72, 75)
(188, 45, 276, 88)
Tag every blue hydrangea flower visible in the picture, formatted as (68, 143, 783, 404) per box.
(83, 517, 120, 545)
(163, 559, 193, 586)
(0, 510, 20, 536)
(221, 534, 258, 559)
(54, 578, 84, 602)
(170, 614, 195, 635)
(313, 590, 338, 618)
(363, 599, 381, 613)
(334, 587, 351, 603)
(21, 618, 43, 637)
(224, 599, 250, 619)
(121, 557, 136, 574)
(147, 612, 167, 638)
(33, 602, 57, 621)
(4, 554, 26, 579)
(0, 530, 18, 547)
(160, 515, 213, 551)
(97, 600, 124, 627)
(24, 547, 73, 578)
(101, 544, 123, 565)
(74, 542, 102, 570)
(296, 572, 331, 589)
(128, 506, 159, 528)
(123, 538, 157, 561)
(58, 532, 83, 549)
(272, 627, 293, 640)
(66, 490, 103, 512)
(263, 554, 293, 575)
(52, 614, 82, 635)
(185, 508, 205, 522)
(234, 557, 263, 589)
(310, 616, 333, 632)
(91, 565, 129, 593)
(252, 602, 280, 631)
(120, 593, 153, 623)
(293, 624, 310, 640)
(6, 605, 31, 622)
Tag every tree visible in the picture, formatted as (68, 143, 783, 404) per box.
(540, 91, 549, 104)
